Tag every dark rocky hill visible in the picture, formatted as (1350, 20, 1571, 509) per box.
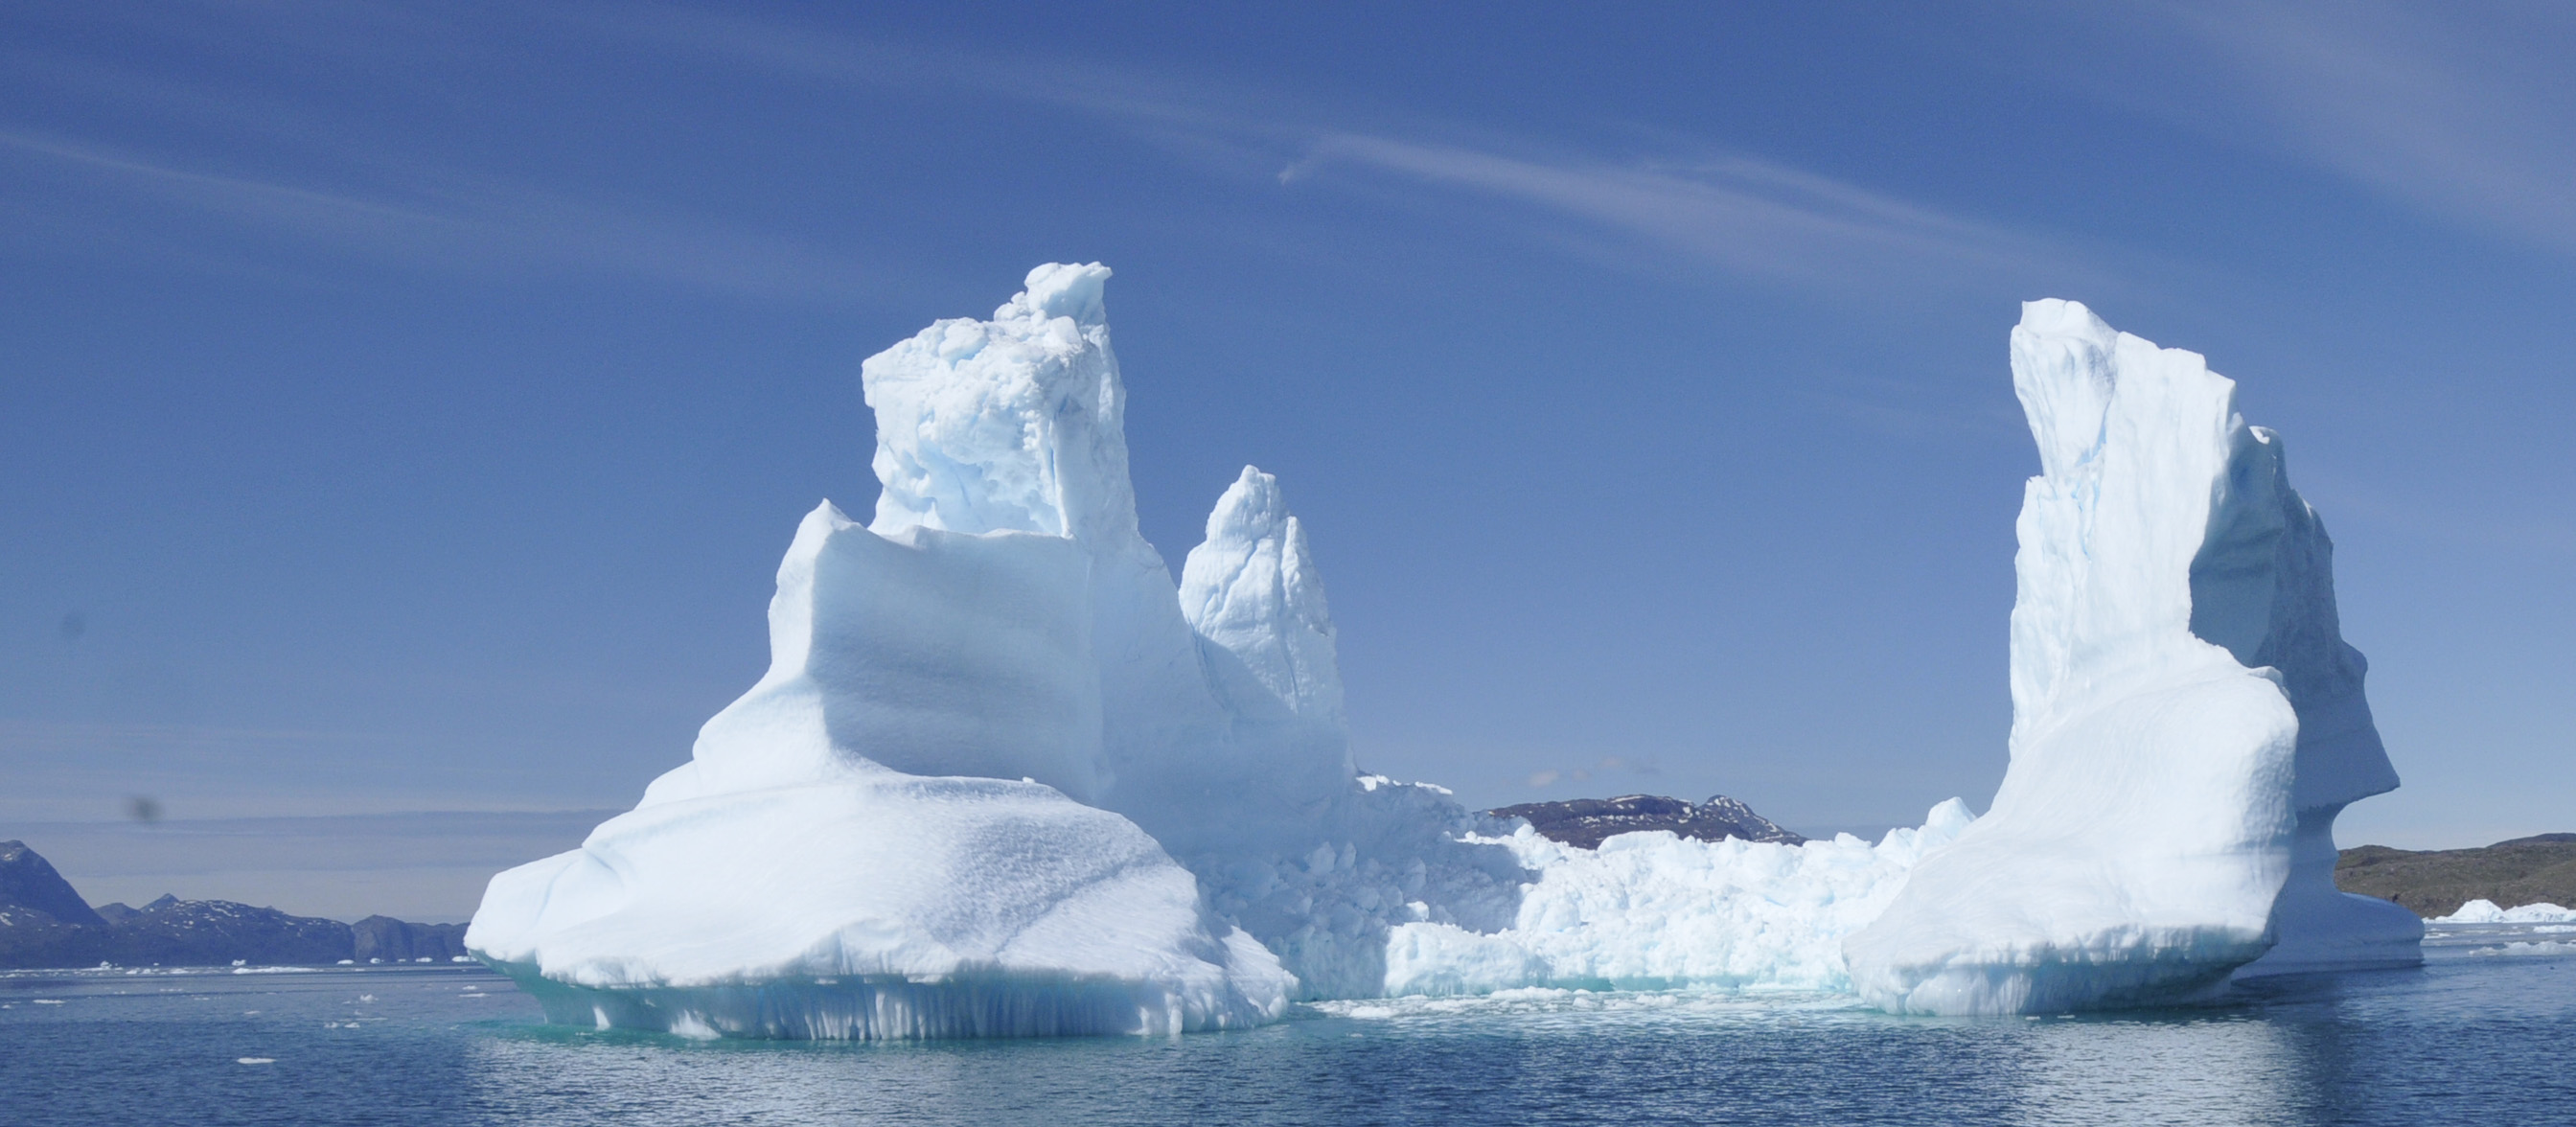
(2335, 833, 2576, 918)
(1, 840, 107, 928)
(1487, 794, 1806, 849)
(0, 839, 471, 969)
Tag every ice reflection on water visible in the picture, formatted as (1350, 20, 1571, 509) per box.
(2007, 1016, 2299, 1127)
(8, 946, 2574, 1125)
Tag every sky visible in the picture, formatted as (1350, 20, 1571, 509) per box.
(4, 1, 2573, 920)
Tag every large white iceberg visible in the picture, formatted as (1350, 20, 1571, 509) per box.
(469, 264, 1520, 1035)
(472, 275, 2418, 1037)
(1843, 300, 2419, 1016)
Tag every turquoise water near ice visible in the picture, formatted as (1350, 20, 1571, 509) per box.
(4, 929, 2570, 1126)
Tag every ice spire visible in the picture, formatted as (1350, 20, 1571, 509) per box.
(1180, 466, 1347, 730)
(1844, 299, 2416, 1015)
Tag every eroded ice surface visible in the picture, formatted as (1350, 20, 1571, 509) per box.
(1843, 300, 2417, 1016)
(1386, 801, 1974, 996)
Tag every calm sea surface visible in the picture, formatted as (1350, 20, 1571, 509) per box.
(4, 927, 2569, 1126)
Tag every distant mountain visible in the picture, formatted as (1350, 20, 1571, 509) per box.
(0, 840, 470, 970)
(1486, 794, 1806, 849)
(0, 840, 107, 928)
(353, 915, 470, 962)
(2335, 834, 2576, 918)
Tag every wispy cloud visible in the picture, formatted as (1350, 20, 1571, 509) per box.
(602, 5, 2097, 293)
(0, 126, 877, 301)
(2068, 1, 2576, 257)
(8, 4, 2105, 301)
(1278, 133, 2082, 288)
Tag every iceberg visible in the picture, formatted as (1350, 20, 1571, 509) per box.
(471, 273, 2420, 1036)
(468, 264, 1303, 1038)
(469, 264, 1520, 1035)
(2433, 900, 2576, 925)
(1844, 300, 2419, 1016)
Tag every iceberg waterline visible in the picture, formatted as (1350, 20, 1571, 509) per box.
(469, 270, 2409, 1038)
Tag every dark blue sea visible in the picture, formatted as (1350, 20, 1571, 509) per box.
(5, 927, 2570, 1126)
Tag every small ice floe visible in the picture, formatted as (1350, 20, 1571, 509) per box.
(448, 956, 471, 963)
(32, 1000, 64, 1005)
(357, 995, 375, 1003)
(232, 960, 247, 967)
(336, 960, 355, 966)
(236, 1058, 275, 1066)
(2469, 941, 2576, 958)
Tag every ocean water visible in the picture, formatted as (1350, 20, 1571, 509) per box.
(4, 926, 2569, 1126)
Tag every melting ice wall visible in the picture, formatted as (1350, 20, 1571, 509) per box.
(1843, 300, 2418, 1015)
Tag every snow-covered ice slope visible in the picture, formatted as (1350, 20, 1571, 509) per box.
(1843, 300, 2417, 1016)
(469, 770, 1292, 1039)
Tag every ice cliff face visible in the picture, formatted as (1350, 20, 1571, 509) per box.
(1843, 300, 2417, 1015)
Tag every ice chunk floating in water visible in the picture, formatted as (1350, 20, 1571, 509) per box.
(1844, 300, 2419, 1016)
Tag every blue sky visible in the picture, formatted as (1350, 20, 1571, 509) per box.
(5, 2, 2573, 913)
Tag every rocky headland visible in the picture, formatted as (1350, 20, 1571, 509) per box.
(2334, 834, 2576, 918)
(1486, 794, 1806, 849)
